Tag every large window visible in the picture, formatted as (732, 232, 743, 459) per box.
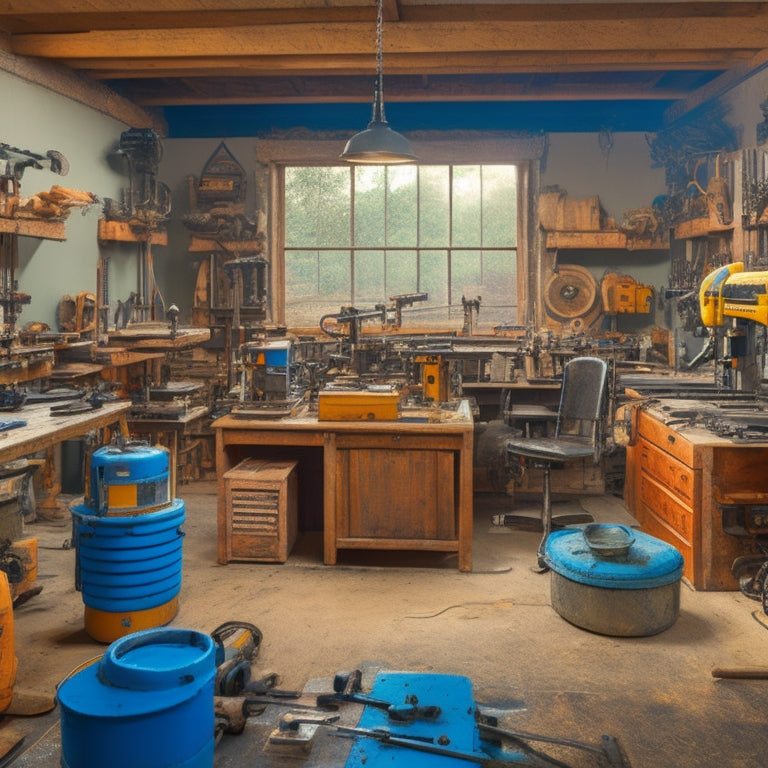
(282, 164, 519, 329)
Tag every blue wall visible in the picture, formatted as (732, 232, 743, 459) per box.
(164, 100, 676, 139)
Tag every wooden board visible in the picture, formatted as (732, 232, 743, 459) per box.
(97, 219, 167, 244)
(0, 217, 65, 240)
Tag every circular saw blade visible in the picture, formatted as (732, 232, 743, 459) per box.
(544, 265, 599, 321)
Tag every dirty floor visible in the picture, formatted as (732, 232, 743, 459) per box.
(3, 483, 768, 767)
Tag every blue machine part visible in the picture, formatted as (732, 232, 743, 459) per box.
(544, 525, 684, 590)
(89, 443, 170, 515)
(343, 672, 531, 767)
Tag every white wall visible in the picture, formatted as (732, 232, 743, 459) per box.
(542, 131, 666, 221)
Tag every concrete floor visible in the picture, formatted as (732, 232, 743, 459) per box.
(3, 482, 768, 767)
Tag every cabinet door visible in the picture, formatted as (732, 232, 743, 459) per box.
(336, 448, 456, 540)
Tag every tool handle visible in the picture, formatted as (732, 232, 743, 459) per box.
(711, 666, 768, 679)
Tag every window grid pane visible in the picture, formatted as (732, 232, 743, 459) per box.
(284, 165, 518, 329)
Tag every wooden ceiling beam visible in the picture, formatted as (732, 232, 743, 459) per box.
(73, 50, 755, 80)
(122, 75, 709, 106)
(11, 17, 768, 60)
(0, 2, 764, 26)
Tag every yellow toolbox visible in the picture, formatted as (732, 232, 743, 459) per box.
(317, 390, 400, 421)
(223, 459, 298, 563)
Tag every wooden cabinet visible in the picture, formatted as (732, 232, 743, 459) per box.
(223, 458, 298, 563)
(334, 439, 457, 544)
(626, 407, 762, 590)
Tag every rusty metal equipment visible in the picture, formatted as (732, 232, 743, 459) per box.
(103, 128, 171, 323)
(0, 142, 68, 217)
(413, 353, 450, 402)
(103, 128, 170, 230)
(0, 142, 68, 347)
(544, 264, 601, 333)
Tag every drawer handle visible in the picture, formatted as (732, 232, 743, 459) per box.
(392, 434, 401, 442)
(667, 435, 675, 444)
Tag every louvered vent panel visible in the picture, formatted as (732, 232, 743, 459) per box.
(231, 489, 280, 537)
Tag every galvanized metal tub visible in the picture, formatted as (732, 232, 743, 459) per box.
(544, 525, 684, 637)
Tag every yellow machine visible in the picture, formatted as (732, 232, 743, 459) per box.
(699, 262, 768, 327)
(601, 273, 654, 315)
(414, 354, 450, 403)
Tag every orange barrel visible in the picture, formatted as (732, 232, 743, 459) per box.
(0, 571, 17, 713)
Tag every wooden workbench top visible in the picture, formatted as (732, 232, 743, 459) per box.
(212, 400, 473, 434)
(0, 400, 130, 463)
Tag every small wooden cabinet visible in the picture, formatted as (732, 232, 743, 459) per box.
(223, 458, 298, 563)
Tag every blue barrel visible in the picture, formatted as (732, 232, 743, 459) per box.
(71, 499, 185, 642)
(58, 628, 215, 768)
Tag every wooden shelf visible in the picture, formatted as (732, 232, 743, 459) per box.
(546, 230, 668, 250)
(98, 219, 168, 245)
(673, 217, 733, 240)
(0, 217, 66, 241)
(108, 325, 211, 350)
(188, 236, 264, 253)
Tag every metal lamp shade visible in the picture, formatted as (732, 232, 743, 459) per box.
(340, 118, 416, 164)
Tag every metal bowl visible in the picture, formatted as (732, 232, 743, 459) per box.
(583, 523, 635, 558)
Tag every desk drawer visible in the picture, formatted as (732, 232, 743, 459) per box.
(637, 499, 695, 585)
(637, 410, 697, 467)
(638, 471, 694, 545)
(638, 437, 697, 508)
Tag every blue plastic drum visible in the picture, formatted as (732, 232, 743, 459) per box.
(58, 628, 216, 768)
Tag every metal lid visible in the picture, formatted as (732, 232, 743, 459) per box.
(544, 525, 684, 589)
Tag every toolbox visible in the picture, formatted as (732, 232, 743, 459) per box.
(223, 459, 298, 563)
(317, 391, 400, 421)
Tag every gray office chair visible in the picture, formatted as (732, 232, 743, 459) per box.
(505, 356, 609, 571)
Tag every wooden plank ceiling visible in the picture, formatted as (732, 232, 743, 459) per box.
(0, 1, 767, 127)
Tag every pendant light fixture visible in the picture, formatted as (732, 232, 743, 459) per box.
(340, 0, 416, 164)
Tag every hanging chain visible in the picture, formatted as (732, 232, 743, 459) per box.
(376, 0, 383, 81)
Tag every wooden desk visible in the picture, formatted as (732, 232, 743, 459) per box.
(0, 401, 130, 464)
(624, 403, 767, 591)
(212, 401, 475, 571)
(127, 405, 210, 495)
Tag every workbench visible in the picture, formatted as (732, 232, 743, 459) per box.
(212, 401, 475, 571)
(0, 400, 130, 465)
(624, 401, 767, 590)
(127, 405, 210, 495)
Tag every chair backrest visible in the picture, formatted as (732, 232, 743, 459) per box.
(555, 357, 609, 448)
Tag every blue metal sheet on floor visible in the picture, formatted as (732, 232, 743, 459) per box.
(344, 671, 485, 767)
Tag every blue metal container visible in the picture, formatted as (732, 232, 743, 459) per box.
(58, 628, 215, 768)
(544, 525, 684, 636)
(89, 443, 170, 515)
(72, 499, 185, 613)
(72, 442, 185, 641)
